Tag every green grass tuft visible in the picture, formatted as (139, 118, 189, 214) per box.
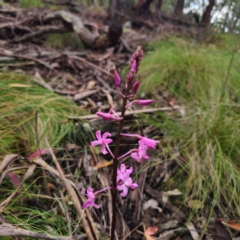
(46, 33, 85, 50)
(140, 35, 240, 219)
(20, 0, 45, 8)
(0, 73, 87, 158)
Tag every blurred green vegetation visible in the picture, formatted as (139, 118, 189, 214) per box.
(46, 33, 85, 50)
(0, 73, 87, 158)
(139, 33, 240, 220)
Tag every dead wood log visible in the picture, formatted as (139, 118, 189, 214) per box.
(43, 10, 122, 49)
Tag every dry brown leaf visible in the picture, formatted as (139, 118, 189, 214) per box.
(185, 222, 200, 240)
(187, 199, 203, 209)
(74, 89, 98, 101)
(144, 224, 156, 240)
(165, 189, 182, 196)
(221, 220, 240, 231)
(143, 199, 162, 213)
(145, 226, 158, 236)
(0, 154, 18, 172)
(87, 80, 96, 89)
(95, 160, 112, 169)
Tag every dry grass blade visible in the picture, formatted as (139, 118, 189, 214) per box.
(0, 164, 36, 211)
(0, 223, 87, 240)
(0, 154, 18, 172)
(45, 140, 98, 240)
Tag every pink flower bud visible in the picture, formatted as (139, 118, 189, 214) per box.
(114, 71, 121, 87)
(130, 60, 137, 74)
(96, 112, 113, 120)
(130, 46, 144, 73)
(126, 72, 134, 84)
(132, 81, 140, 95)
(137, 99, 154, 105)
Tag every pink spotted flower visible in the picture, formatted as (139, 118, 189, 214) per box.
(82, 187, 111, 209)
(117, 164, 138, 197)
(131, 140, 150, 162)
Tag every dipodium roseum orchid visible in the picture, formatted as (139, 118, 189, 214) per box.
(82, 187, 111, 209)
(81, 47, 159, 240)
(131, 140, 150, 162)
(91, 130, 113, 156)
(116, 164, 138, 197)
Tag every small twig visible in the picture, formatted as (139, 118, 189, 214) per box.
(9, 26, 67, 43)
(68, 106, 185, 120)
(0, 223, 87, 240)
(32, 72, 54, 92)
(70, 56, 114, 77)
(45, 140, 98, 240)
(0, 52, 55, 71)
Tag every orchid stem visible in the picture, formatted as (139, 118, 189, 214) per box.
(110, 85, 130, 240)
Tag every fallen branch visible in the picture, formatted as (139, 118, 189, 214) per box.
(0, 52, 55, 71)
(43, 10, 122, 49)
(9, 26, 67, 43)
(0, 223, 87, 240)
(68, 106, 186, 120)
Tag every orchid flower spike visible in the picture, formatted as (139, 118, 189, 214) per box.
(82, 187, 111, 209)
(117, 164, 138, 197)
(130, 46, 144, 73)
(91, 130, 113, 155)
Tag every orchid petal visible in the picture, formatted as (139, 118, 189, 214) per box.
(96, 130, 102, 140)
(91, 140, 101, 147)
(102, 132, 111, 139)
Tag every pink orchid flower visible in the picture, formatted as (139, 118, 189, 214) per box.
(140, 137, 159, 149)
(82, 187, 111, 209)
(91, 130, 113, 155)
(131, 140, 150, 162)
(117, 164, 133, 183)
(121, 133, 159, 149)
(116, 164, 138, 197)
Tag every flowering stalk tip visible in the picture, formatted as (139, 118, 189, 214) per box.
(114, 71, 121, 87)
